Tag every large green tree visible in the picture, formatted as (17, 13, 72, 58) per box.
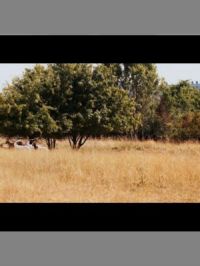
(155, 80, 200, 140)
(104, 64, 160, 139)
(0, 65, 71, 149)
(52, 64, 138, 149)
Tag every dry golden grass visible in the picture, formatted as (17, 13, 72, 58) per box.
(0, 138, 200, 202)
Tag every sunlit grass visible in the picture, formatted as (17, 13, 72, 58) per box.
(0, 138, 200, 202)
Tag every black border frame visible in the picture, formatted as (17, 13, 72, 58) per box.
(1, 203, 200, 231)
(1, 35, 200, 231)
(2, 35, 200, 63)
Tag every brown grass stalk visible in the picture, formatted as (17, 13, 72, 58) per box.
(0, 139, 200, 202)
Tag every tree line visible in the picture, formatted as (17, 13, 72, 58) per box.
(0, 63, 200, 149)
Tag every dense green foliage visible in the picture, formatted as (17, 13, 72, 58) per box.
(52, 64, 137, 148)
(0, 64, 200, 149)
(155, 80, 200, 140)
(0, 64, 137, 149)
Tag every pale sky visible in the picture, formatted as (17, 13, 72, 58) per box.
(0, 64, 200, 90)
(156, 64, 200, 84)
(0, 64, 36, 90)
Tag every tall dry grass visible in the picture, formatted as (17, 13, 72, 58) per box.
(0, 139, 200, 202)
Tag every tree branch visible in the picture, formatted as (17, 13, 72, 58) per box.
(68, 137, 73, 148)
(79, 136, 89, 147)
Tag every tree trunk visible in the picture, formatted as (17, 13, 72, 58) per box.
(68, 135, 88, 150)
(46, 138, 56, 150)
(52, 138, 56, 149)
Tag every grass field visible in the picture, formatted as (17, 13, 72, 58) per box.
(0, 138, 200, 202)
